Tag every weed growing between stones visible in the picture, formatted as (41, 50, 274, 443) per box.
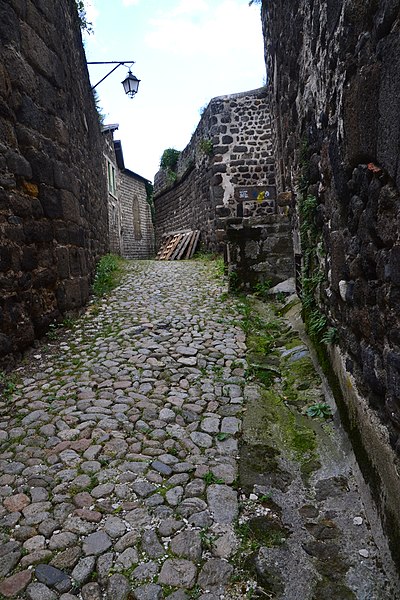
(187, 585, 202, 599)
(198, 138, 214, 156)
(306, 402, 333, 419)
(203, 471, 225, 484)
(0, 371, 17, 401)
(253, 280, 273, 299)
(92, 254, 126, 297)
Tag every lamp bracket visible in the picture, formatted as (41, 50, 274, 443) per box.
(87, 61, 135, 91)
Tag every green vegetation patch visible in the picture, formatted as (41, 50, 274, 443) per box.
(92, 254, 126, 297)
(160, 148, 180, 183)
(0, 371, 18, 402)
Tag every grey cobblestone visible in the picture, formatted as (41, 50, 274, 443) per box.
(0, 262, 245, 598)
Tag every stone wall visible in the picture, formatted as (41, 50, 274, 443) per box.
(262, 0, 400, 566)
(225, 212, 294, 290)
(0, 0, 109, 363)
(120, 169, 154, 259)
(154, 87, 275, 251)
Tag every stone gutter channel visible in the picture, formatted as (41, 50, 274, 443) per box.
(0, 260, 398, 600)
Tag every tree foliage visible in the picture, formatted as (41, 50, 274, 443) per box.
(160, 148, 180, 171)
(75, 0, 93, 33)
(93, 89, 106, 126)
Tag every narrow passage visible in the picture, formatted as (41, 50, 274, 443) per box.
(0, 261, 397, 600)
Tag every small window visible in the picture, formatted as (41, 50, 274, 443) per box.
(107, 160, 117, 196)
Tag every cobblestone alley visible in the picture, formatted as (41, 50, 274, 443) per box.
(0, 261, 397, 600)
(0, 261, 248, 600)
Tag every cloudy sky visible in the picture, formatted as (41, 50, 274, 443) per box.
(84, 0, 265, 181)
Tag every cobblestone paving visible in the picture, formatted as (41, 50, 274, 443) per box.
(0, 261, 247, 599)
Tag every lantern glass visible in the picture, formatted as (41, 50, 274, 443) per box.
(122, 70, 140, 97)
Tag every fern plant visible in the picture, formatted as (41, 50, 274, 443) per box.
(321, 327, 339, 345)
(308, 309, 327, 338)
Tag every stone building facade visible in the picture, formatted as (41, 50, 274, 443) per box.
(154, 88, 294, 285)
(0, 0, 109, 364)
(103, 125, 122, 255)
(262, 0, 400, 566)
(115, 141, 155, 259)
(102, 127, 154, 260)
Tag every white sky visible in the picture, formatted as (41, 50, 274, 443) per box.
(83, 0, 265, 181)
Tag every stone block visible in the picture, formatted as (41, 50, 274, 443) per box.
(80, 276, 90, 303)
(16, 124, 40, 150)
(0, 246, 14, 271)
(213, 146, 229, 154)
(216, 206, 231, 217)
(53, 222, 70, 244)
(54, 117, 69, 145)
(62, 279, 83, 310)
(4, 222, 26, 243)
(22, 181, 39, 198)
(361, 345, 385, 395)
(69, 248, 82, 277)
(69, 226, 85, 246)
(20, 22, 59, 83)
(21, 246, 38, 271)
(32, 268, 57, 289)
(0, 3, 21, 46)
(53, 162, 80, 196)
(388, 246, 400, 286)
(212, 164, 227, 174)
(61, 190, 80, 223)
(6, 150, 32, 177)
(23, 221, 53, 243)
(39, 185, 63, 219)
(23, 148, 54, 186)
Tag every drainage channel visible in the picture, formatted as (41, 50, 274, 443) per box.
(229, 294, 399, 600)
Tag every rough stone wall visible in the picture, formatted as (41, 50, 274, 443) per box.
(263, 0, 400, 566)
(225, 212, 294, 289)
(154, 88, 275, 251)
(0, 0, 109, 362)
(120, 170, 154, 259)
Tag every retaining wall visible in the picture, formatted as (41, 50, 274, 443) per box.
(154, 88, 274, 251)
(0, 0, 109, 363)
(262, 0, 400, 566)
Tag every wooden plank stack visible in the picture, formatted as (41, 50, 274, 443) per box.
(156, 231, 200, 261)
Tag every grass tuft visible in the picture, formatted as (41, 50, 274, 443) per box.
(92, 254, 125, 297)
